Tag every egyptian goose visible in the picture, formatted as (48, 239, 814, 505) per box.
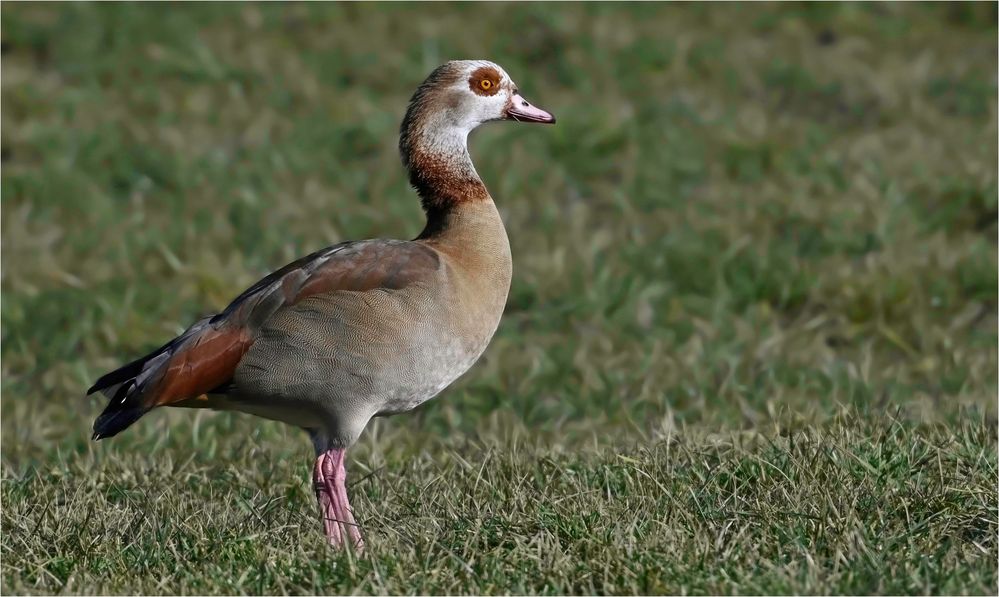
(88, 60, 555, 549)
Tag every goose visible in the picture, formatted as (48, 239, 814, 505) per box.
(88, 60, 555, 550)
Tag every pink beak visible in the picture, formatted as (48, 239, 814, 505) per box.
(506, 92, 556, 124)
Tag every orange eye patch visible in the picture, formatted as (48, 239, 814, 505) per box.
(469, 66, 501, 96)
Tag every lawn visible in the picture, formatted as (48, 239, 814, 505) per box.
(2, 2, 997, 594)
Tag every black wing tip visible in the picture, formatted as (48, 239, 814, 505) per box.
(91, 426, 118, 441)
(92, 407, 145, 441)
(91, 380, 147, 440)
(87, 364, 140, 396)
(88, 338, 179, 397)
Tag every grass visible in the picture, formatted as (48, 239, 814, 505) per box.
(2, 2, 997, 594)
(3, 415, 995, 594)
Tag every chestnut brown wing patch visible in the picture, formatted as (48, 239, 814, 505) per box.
(150, 326, 253, 406)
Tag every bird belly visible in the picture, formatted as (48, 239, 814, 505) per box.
(374, 334, 488, 416)
(213, 395, 326, 429)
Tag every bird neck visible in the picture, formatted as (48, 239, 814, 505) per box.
(400, 109, 491, 236)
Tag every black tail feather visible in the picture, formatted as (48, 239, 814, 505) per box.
(91, 380, 148, 439)
(93, 406, 149, 440)
(89, 346, 171, 439)
(86, 356, 145, 395)
(87, 339, 174, 395)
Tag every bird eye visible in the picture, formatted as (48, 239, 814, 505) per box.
(480, 79, 492, 90)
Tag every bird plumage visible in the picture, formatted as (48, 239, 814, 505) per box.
(89, 59, 554, 549)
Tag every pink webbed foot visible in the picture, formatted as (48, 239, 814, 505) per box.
(313, 449, 364, 551)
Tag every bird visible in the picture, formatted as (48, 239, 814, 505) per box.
(87, 60, 556, 550)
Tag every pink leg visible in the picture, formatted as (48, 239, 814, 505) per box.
(313, 456, 343, 547)
(313, 448, 363, 550)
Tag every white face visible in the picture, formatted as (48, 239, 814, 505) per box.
(443, 60, 555, 131)
(403, 60, 556, 164)
(443, 60, 514, 128)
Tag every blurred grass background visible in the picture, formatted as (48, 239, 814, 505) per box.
(1, 2, 997, 594)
